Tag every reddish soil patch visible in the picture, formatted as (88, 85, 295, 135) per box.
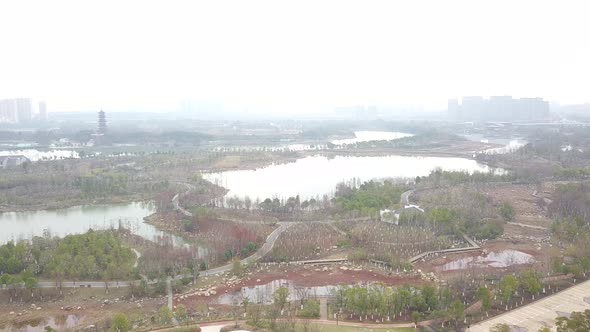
(177, 266, 425, 307)
(237, 268, 424, 289)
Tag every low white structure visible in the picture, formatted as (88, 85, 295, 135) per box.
(380, 209, 400, 225)
(381, 204, 425, 225)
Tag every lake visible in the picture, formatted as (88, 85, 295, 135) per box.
(0, 201, 184, 245)
(203, 155, 502, 200)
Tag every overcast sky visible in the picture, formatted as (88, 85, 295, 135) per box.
(0, 0, 589, 113)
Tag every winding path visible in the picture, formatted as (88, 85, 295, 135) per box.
(32, 222, 293, 289)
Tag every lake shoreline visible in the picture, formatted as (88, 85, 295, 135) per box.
(0, 193, 152, 214)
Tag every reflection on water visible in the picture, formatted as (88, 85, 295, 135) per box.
(204, 155, 503, 200)
(217, 279, 339, 305)
(331, 131, 413, 145)
(1, 314, 82, 332)
(0, 201, 184, 245)
(440, 250, 535, 271)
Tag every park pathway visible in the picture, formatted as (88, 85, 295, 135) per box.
(469, 278, 590, 331)
(319, 298, 328, 320)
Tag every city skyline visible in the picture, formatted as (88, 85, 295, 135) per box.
(1, 0, 589, 114)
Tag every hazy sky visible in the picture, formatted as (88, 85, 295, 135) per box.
(1, 0, 589, 113)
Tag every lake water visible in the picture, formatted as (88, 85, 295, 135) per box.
(1, 314, 82, 332)
(439, 250, 535, 271)
(0, 202, 185, 245)
(217, 279, 338, 305)
(0, 149, 79, 162)
(331, 131, 413, 145)
(204, 155, 502, 200)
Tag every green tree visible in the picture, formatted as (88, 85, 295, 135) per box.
(499, 275, 519, 304)
(411, 311, 421, 328)
(489, 323, 510, 332)
(110, 313, 131, 332)
(555, 309, 590, 331)
(273, 287, 289, 313)
(175, 304, 188, 324)
(476, 287, 492, 313)
(231, 259, 243, 276)
(158, 306, 173, 325)
(521, 269, 543, 296)
(21, 270, 38, 298)
(499, 202, 515, 221)
(450, 299, 465, 325)
(421, 284, 438, 311)
(298, 300, 320, 318)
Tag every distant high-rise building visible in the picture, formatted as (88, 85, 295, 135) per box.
(448, 96, 550, 122)
(38, 101, 48, 121)
(98, 110, 107, 134)
(15, 98, 33, 122)
(0, 98, 34, 123)
(447, 99, 460, 119)
(0, 99, 18, 123)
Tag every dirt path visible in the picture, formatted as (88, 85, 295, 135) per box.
(507, 221, 548, 230)
(319, 298, 328, 320)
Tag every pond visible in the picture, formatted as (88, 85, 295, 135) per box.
(438, 250, 535, 271)
(0, 149, 79, 161)
(0, 202, 186, 245)
(203, 155, 503, 200)
(331, 131, 413, 145)
(217, 279, 338, 305)
(0, 314, 82, 332)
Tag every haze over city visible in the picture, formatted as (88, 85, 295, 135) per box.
(3, 2, 590, 332)
(1, 0, 590, 115)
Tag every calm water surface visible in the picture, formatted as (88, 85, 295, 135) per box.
(1, 314, 82, 332)
(217, 279, 338, 305)
(204, 155, 502, 200)
(439, 250, 535, 271)
(0, 202, 184, 244)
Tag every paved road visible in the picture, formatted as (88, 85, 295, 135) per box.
(469, 279, 590, 331)
(401, 189, 414, 205)
(197, 222, 293, 277)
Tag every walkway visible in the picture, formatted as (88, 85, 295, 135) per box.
(409, 233, 480, 264)
(469, 279, 590, 331)
(171, 182, 195, 217)
(32, 222, 293, 289)
(507, 222, 548, 231)
(401, 189, 414, 205)
(156, 318, 417, 332)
